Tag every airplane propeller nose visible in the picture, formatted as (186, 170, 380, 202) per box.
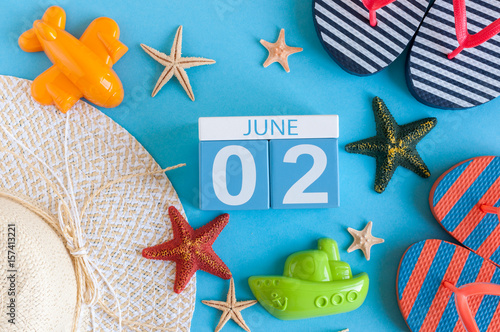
(33, 20, 57, 41)
(103, 88, 124, 108)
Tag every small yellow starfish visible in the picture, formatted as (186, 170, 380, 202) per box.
(260, 29, 303, 73)
(141, 26, 215, 101)
(347, 221, 384, 261)
(202, 278, 257, 332)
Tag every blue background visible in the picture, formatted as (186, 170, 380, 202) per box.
(1, 1, 500, 331)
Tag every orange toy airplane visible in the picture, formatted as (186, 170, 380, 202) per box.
(18, 6, 128, 113)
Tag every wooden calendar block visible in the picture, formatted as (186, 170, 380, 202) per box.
(199, 140, 270, 210)
(199, 115, 338, 141)
(198, 115, 339, 210)
(270, 138, 339, 209)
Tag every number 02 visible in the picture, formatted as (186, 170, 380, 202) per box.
(211, 144, 328, 207)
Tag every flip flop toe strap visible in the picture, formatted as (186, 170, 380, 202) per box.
(448, 0, 500, 59)
(481, 204, 500, 217)
(361, 0, 397, 26)
(443, 281, 500, 332)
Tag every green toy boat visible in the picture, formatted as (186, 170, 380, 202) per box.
(248, 238, 369, 320)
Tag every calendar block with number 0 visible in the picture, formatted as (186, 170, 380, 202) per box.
(199, 140, 270, 210)
(199, 115, 339, 210)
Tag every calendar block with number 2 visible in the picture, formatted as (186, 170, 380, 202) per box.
(199, 115, 339, 210)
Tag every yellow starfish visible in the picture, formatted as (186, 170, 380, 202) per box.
(141, 26, 215, 101)
(202, 278, 257, 332)
(260, 29, 303, 73)
(347, 221, 384, 261)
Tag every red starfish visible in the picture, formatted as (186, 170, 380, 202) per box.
(142, 206, 232, 294)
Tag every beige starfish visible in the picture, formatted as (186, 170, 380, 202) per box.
(202, 278, 257, 332)
(141, 26, 215, 101)
(347, 221, 384, 261)
(260, 29, 303, 73)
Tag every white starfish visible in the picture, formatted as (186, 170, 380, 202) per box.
(347, 221, 384, 261)
(202, 278, 257, 332)
(141, 25, 215, 101)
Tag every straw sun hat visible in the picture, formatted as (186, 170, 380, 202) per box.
(0, 75, 195, 331)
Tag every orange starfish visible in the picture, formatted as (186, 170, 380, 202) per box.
(260, 29, 303, 73)
(347, 221, 384, 261)
(142, 206, 232, 294)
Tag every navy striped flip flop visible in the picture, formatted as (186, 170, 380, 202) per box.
(313, 0, 430, 76)
(407, 0, 500, 109)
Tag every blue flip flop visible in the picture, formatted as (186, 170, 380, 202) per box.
(406, 0, 500, 109)
(313, 0, 430, 76)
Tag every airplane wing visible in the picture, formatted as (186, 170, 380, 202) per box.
(79, 17, 128, 67)
(31, 65, 83, 113)
(19, 6, 66, 53)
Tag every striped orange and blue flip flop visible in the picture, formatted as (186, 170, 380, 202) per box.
(397, 239, 500, 332)
(430, 156, 500, 266)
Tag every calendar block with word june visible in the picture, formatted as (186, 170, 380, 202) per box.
(199, 115, 339, 210)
